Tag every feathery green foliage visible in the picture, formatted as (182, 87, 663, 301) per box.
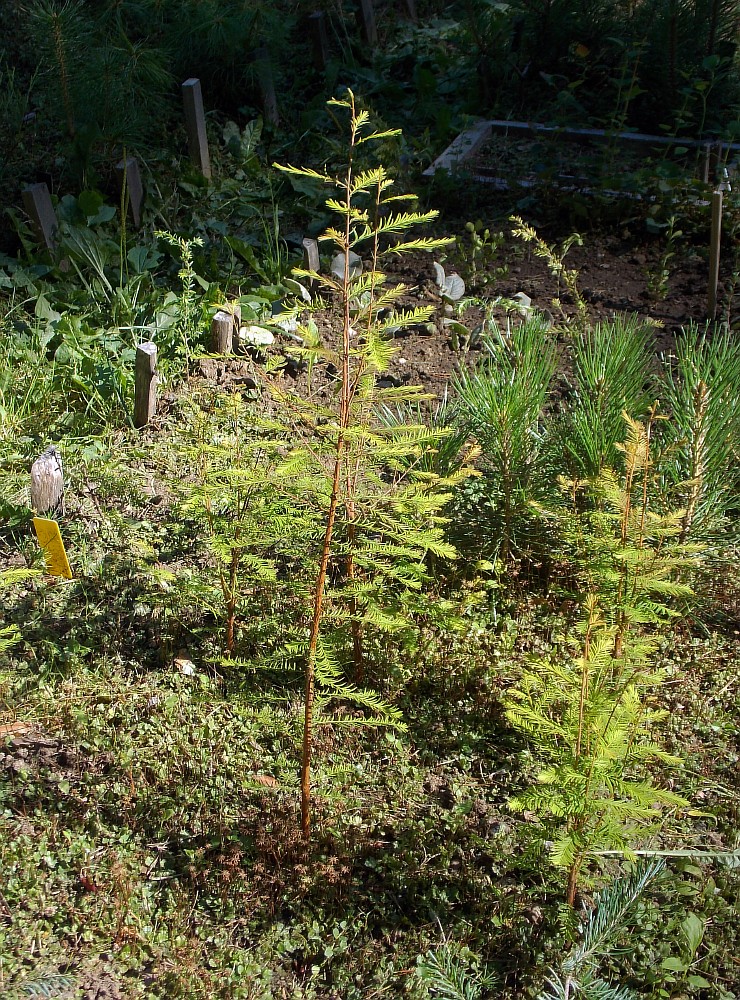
(177, 391, 319, 655)
(377, 395, 477, 480)
(575, 414, 700, 653)
(508, 416, 698, 903)
(174, 90, 468, 838)
(271, 91, 469, 834)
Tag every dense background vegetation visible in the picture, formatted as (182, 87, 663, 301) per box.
(1, 2, 740, 999)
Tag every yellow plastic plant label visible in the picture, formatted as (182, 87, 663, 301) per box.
(32, 518, 73, 579)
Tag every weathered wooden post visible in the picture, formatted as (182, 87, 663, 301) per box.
(708, 188, 723, 319)
(22, 184, 58, 252)
(308, 11, 330, 71)
(357, 0, 378, 47)
(31, 446, 64, 518)
(710, 141, 724, 184)
(211, 310, 234, 354)
(134, 342, 158, 429)
(253, 47, 279, 127)
(302, 237, 321, 294)
(115, 157, 144, 227)
(182, 78, 212, 178)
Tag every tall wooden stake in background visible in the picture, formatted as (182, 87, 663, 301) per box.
(357, 0, 378, 47)
(308, 11, 329, 71)
(22, 183, 59, 252)
(708, 189, 723, 319)
(253, 47, 280, 127)
(182, 78, 212, 178)
(402, 0, 418, 21)
(116, 157, 144, 227)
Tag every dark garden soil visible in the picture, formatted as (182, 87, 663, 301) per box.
(378, 231, 709, 390)
(206, 222, 731, 403)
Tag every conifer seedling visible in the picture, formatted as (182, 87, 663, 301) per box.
(507, 415, 699, 904)
(271, 90, 466, 837)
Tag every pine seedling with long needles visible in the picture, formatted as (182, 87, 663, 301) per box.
(453, 314, 557, 561)
(272, 90, 466, 837)
(656, 326, 740, 545)
(560, 315, 654, 478)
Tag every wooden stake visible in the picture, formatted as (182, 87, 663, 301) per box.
(30, 446, 64, 518)
(701, 142, 712, 184)
(708, 188, 723, 319)
(253, 47, 279, 127)
(302, 237, 320, 293)
(115, 157, 144, 227)
(182, 78, 211, 178)
(308, 11, 329, 71)
(22, 183, 58, 252)
(709, 141, 724, 185)
(134, 342, 158, 428)
(357, 0, 378, 47)
(211, 310, 234, 354)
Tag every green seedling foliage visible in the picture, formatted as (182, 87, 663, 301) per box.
(177, 90, 468, 839)
(443, 220, 508, 294)
(646, 215, 682, 301)
(560, 315, 655, 478)
(416, 941, 499, 1000)
(453, 314, 557, 561)
(656, 325, 740, 546)
(510, 217, 588, 335)
(176, 391, 320, 658)
(271, 90, 471, 837)
(509, 415, 699, 904)
(541, 860, 666, 1000)
(155, 231, 205, 363)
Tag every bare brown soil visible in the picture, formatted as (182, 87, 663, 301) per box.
(240, 226, 736, 402)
